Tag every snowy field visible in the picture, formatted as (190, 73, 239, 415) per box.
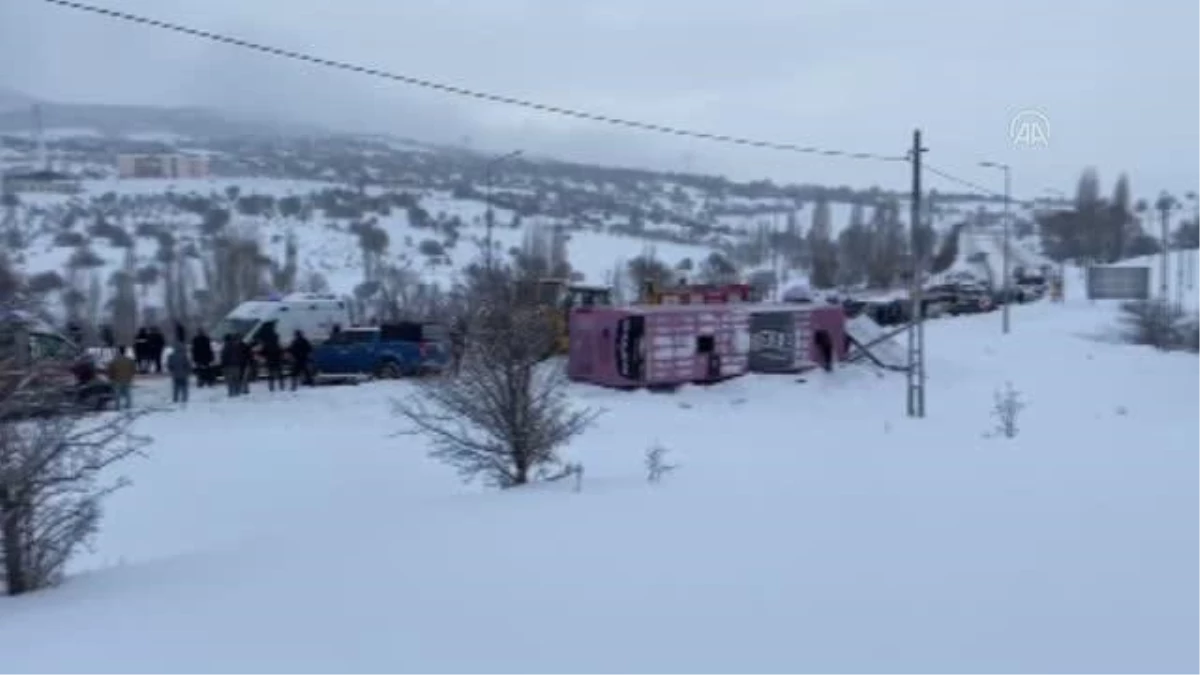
(0, 275, 1195, 673)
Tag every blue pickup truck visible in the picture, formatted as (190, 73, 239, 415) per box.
(311, 322, 451, 381)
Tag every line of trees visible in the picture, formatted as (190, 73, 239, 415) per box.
(1037, 169, 1198, 263)
(621, 194, 952, 294)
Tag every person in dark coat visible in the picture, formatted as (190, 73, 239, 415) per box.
(191, 329, 215, 387)
(813, 329, 834, 372)
(134, 328, 151, 373)
(219, 334, 243, 397)
(238, 340, 254, 395)
(174, 321, 187, 345)
(259, 322, 285, 392)
(287, 330, 312, 391)
(100, 324, 115, 361)
(148, 327, 166, 374)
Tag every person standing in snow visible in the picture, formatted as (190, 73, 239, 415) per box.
(191, 328, 215, 388)
(259, 323, 285, 392)
(220, 334, 243, 398)
(100, 324, 115, 361)
(287, 330, 312, 391)
(106, 346, 136, 410)
(813, 329, 834, 372)
(134, 328, 151, 373)
(148, 326, 166, 375)
(167, 342, 192, 405)
(238, 339, 254, 395)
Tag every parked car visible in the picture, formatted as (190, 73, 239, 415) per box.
(311, 322, 451, 381)
(925, 283, 995, 315)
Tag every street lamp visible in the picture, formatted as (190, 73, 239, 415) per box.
(980, 161, 1011, 334)
(483, 149, 523, 271)
(1154, 191, 1179, 305)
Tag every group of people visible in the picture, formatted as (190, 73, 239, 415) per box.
(200, 325, 314, 398)
(132, 326, 170, 374)
(96, 322, 318, 409)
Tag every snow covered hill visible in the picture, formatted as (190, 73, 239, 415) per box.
(0, 277, 1195, 672)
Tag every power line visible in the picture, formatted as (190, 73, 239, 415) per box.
(924, 163, 1003, 198)
(40, 0, 908, 164)
(925, 163, 1036, 207)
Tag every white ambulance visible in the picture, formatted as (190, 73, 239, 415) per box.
(212, 293, 350, 346)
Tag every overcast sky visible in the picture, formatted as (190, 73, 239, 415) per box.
(2, 0, 1197, 201)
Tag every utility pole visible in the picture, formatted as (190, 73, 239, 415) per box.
(1176, 243, 1185, 312)
(1155, 192, 1173, 303)
(906, 129, 928, 418)
(484, 149, 523, 271)
(980, 161, 1012, 334)
(1189, 195, 1198, 291)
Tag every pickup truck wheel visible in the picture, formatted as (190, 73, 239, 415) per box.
(378, 361, 402, 379)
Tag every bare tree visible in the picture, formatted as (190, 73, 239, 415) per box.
(987, 382, 1025, 439)
(645, 443, 678, 483)
(60, 263, 90, 332)
(297, 270, 331, 295)
(84, 272, 102, 341)
(0, 253, 21, 301)
(200, 232, 267, 323)
(698, 251, 739, 285)
(607, 257, 630, 304)
(392, 302, 599, 488)
(109, 249, 139, 346)
(627, 250, 674, 297)
(353, 220, 389, 283)
(0, 291, 150, 595)
(270, 230, 299, 294)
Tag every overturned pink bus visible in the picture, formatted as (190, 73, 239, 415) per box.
(567, 304, 750, 389)
(745, 303, 847, 373)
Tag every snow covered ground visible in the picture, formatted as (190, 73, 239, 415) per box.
(0, 273, 1195, 672)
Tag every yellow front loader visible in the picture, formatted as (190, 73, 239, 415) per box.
(514, 278, 613, 355)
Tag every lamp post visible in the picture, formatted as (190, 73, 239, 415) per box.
(1154, 191, 1180, 305)
(980, 161, 1011, 334)
(484, 149, 523, 271)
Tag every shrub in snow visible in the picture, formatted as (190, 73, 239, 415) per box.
(51, 231, 86, 248)
(1118, 300, 1199, 353)
(25, 271, 65, 295)
(418, 239, 445, 257)
(645, 443, 678, 483)
(392, 290, 599, 489)
(66, 246, 105, 270)
(988, 382, 1025, 439)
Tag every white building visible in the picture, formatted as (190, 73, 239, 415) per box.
(117, 153, 209, 179)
